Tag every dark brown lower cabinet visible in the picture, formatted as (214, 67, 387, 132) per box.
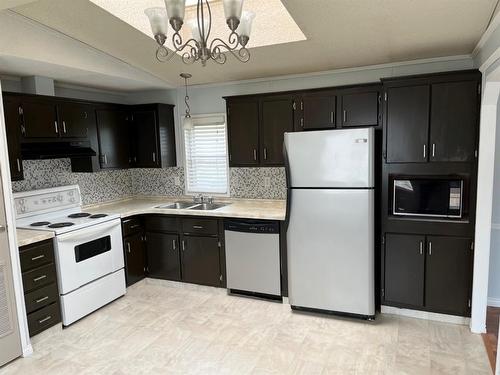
(384, 233, 425, 307)
(181, 236, 221, 287)
(383, 233, 473, 316)
(146, 232, 181, 281)
(123, 232, 146, 286)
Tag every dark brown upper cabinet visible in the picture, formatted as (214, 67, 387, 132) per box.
(429, 81, 479, 162)
(385, 85, 430, 163)
(130, 104, 176, 168)
(340, 90, 380, 128)
(301, 93, 336, 130)
(57, 102, 94, 138)
(3, 96, 24, 180)
(21, 98, 59, 138)
(226, 99, 260, 166)
(96, 108, 130, 169)
(260, 96, 294, 166)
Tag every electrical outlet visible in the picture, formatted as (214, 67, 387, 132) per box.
(174, 177, 181, 186)
(264, 177, 271, 188)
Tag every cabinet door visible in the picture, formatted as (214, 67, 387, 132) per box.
(227, 100, 259, 166)
(181, 236, 221, 287)
(146, 232, 181, 281)
(96, 109, 130, 169)
(341, 91, 379, 127)
(302, 94, 336, 130)
(123, 232, 146, 286)
(425, 236, 472, 316)
(384, 233, 425, 307)
(429, 81, 478, 162)
(57, 102, 94, 138)
(260, 97, 294, 165)
(22, 100, 59, 138)
(132, 110, 159, 168)
(386, 85, 429, 163)
(3, 97, 23, 180)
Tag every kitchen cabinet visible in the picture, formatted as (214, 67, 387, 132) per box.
(3, 96, 24, 180)
(425, 236, 472, 316)
(123, 232, 146, 287)
(383, 233, 473, 316)
(96, 108, 130, 169)
(384, 233, 425, 307)
(227, 99, 260, 166)
(181, 235, 221, 287)
(130, 104, 176, 168)
(429, 81, 478, 162)
(260, 96, 294, 165)
(21, 98, 59, 138)
(340, 91, 380, 128)
(146, 232, 181, 281)
(301, 93, 336, 130)
(57, 102, 94, 138)
(385, 85, 430, 163)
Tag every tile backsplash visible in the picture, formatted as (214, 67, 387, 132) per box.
(11, 159, 286, 205)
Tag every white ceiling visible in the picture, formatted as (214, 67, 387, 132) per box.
(5, 0, 499, 87)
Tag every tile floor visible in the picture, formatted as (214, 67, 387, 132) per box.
(0, 279, 492, 375)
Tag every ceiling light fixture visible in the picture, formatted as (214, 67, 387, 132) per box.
(145, 0, 255, 66)
(181, 72, 194, 130)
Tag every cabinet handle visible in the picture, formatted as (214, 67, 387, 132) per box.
(428, 241, 432, 256)
(35, 296, 49, 304)
(31, 255, 45, 261)
(253, 149, 257, 161)
(300, 118, 304, 128)
(16, 158, 21, 172)
(152, 152, 156, 162)
(172, 239, 176, 250)
(103, 154, 108, 165)
(54, 121, 58, 134)
(62, 121, 67, 134)
(38, 316, 52, 324)
(129, 224, 141, 229)
(193, 225, 204, 229)
(423, 144, 426, 159)
(263, 148, 267, 160)
(126, 242, 131, 253)
(432, 143, 436, 158)
(34, 275, 47, 282)
(419, 241, 423, 255)
(343, 110, 347, 123)
(181, 240, 186, 251)
(330, 111, 334, 124)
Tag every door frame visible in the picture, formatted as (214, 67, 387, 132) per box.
(0, 82, 32, 356)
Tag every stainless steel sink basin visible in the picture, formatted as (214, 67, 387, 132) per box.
(188, 203, 228, 211)
(156, 201, 197, 209)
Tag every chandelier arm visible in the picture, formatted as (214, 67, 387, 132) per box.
(209, 34, 239, 54)
(210, 38, 250, 63)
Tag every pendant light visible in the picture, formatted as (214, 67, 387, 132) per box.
(181, 73, 193, 130)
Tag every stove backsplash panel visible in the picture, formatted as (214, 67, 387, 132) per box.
(11, 159, 286, 205)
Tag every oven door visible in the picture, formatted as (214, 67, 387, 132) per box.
(54, 219, 124, 295)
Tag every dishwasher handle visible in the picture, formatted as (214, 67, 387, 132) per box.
(224, 219, 279, 234)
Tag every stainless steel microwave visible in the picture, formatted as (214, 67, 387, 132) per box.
(392, 178, 463, 218)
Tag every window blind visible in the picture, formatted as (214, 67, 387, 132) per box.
(184, 115, 228, 194)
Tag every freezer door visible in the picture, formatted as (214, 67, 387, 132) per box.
(287, 188, 375, 316)
(284, 128, 374, 188)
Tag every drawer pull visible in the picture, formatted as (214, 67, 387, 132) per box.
(35, 296, 49, 304)
(33, 275, 47, 282)
(130, 224, 141, 229)
(172, 239, 176, 250)
(127, 243, 131, 253)
(193, 225, 204, 229)
(31, 255, 45, 261)
(38, 315, 52, 324)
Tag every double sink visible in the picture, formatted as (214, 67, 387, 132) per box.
(156, 201, 228, 211)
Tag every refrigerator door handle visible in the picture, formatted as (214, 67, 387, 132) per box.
(283, 138, 292, 231)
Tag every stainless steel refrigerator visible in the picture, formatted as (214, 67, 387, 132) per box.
(284, 128, 375, 318)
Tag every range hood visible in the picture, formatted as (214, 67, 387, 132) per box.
(21, 141, 97, 160)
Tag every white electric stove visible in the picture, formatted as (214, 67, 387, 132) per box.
(14, 185, 126, 326)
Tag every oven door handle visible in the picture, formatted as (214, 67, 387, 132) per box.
(56, 220, 120, 242)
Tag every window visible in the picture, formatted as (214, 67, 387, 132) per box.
(184, 114, 229, 195)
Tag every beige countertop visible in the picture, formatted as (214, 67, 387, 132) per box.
(17, 229, 54, 248)
(85, 196, 287, 221)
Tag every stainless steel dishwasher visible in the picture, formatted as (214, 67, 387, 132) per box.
(224, 219, 281, 298)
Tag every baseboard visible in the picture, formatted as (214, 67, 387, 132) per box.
(487, 297, 500, 307)
(22, 344, 33, 357)
(381, 305, 470, 325)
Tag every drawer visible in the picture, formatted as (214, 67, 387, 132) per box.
(182, 218, 218, 236)
(27, 302, 61, 337)
(122, 217, 143, 237)
(144, 216, 179, 233)
(24, 282, 59, 314)
(19, 240, 54, 272)
(22, 263, 57, 293)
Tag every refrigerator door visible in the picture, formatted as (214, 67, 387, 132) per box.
(284, 128, 374, 188)
(287, 188, 375, 316)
